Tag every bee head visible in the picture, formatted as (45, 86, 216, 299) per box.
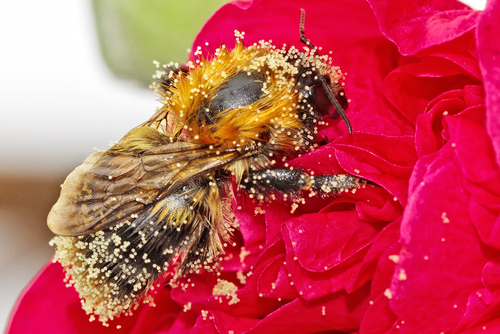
(297, 8, 352, 133)
(295, 66, 349, 122)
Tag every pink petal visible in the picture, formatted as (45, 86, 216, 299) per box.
(415, 90, 466, 157)
(354, 187, 402, 223)
(7, 262, 179, 334)
(191, 310, 259, 334)
(384, 53, 479, 124)
(334, 40, 414, 137)
(165, 309, 200, 334)
(370, 240, 400, 299)
(284, 211, 362, 272)
(367, 0, 480, 55)
(246, 284, 371, 334)
(454, 290, 489, 332)
(464, 85, 485, 107)
(415, 85, 486, 157)
(190, 312, 219, 334)
(212, 311, 260, 334)
(262, 204, 294, 245)
(352, 218, 401, 293)
(451, 117, 500, 249)
(459, 317, 500, 334)
(359, 295, 398, 334)
(257, 254, 298, 299)
(282, 222, 365, 300)
(477, 0, 500, 167)
(389, 142, 493, 333)
(181, 239, 285, 319)
(332, 133, 417, 205)
(193, 0, 381, 57)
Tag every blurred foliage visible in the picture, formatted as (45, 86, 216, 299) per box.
(91, 0, 229, 86)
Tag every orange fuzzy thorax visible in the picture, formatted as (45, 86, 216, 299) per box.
(151, 39, 342, 156)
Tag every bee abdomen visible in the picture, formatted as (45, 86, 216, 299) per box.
(50, 174, 233, 324)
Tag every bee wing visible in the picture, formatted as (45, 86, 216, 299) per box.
(48, 141, 242, 236)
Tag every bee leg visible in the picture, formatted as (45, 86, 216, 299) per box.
(240, 168, 365, 198)
(311, 174, 366, 194)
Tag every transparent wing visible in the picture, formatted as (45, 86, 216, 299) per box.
(48, 129, 243, 236)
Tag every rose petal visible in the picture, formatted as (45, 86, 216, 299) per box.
(354, 187, 402, 223)
(336, 40, 414, 137)
(283, 222, 366, 300)
(7, 262, 178, 334)
(470, 198, 500, 250)
(352, 218, 401, 293)
(212, 311, 260, 334)
(459, 317, 500, 334)
(390, 142, 493, 333)
(447, 117, 500, 252)
(454, 290, 489, 333)
(190, 312, 219, 334)
(359, 295, 398, 334)
(452, 117, 500, 210)
(246, 284, 371, 334)
(285, 211, 361, 272)
(384, 57, 478, 123)
(370, 240, 400, 299)
(477, 0, 500, 167)
(193, 0, 381, 57)
(415, 95, 466, 157)
(464, 85, 485, 107)
(184, 239, 285, 318)
(332, 133, 417, 205)
(367, 0, 479, 55)
(190, 310, 260, 334)
(166, 311, 198, 334)
(257, 254, 298, 299)
(263, 204, 294, 244)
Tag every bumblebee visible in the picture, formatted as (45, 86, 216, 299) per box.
(48, 10, 364, 324)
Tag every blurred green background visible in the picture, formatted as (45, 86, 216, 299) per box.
(92, 0, 229, 85)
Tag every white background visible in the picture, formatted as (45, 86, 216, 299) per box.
(0, 0, 488, 331)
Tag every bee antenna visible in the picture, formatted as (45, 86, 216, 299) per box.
(299, 9, 316, 53)
(319, 77, 353, 133)
(299, 9, 353, 134)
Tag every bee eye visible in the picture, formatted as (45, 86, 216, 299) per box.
(209, 72, 263, 115)
(297, 73, 348, 120)
(311, 85, 332, 117)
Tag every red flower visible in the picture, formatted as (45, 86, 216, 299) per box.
(8, 0, 500, 333)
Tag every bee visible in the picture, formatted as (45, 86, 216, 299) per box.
(48, 9, 364, 324)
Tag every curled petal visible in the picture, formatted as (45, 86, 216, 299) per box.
(477, 0, 500, 166)
(367, 0, 480, 55)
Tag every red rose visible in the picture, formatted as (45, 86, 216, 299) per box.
(8, 0, 500, 333)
